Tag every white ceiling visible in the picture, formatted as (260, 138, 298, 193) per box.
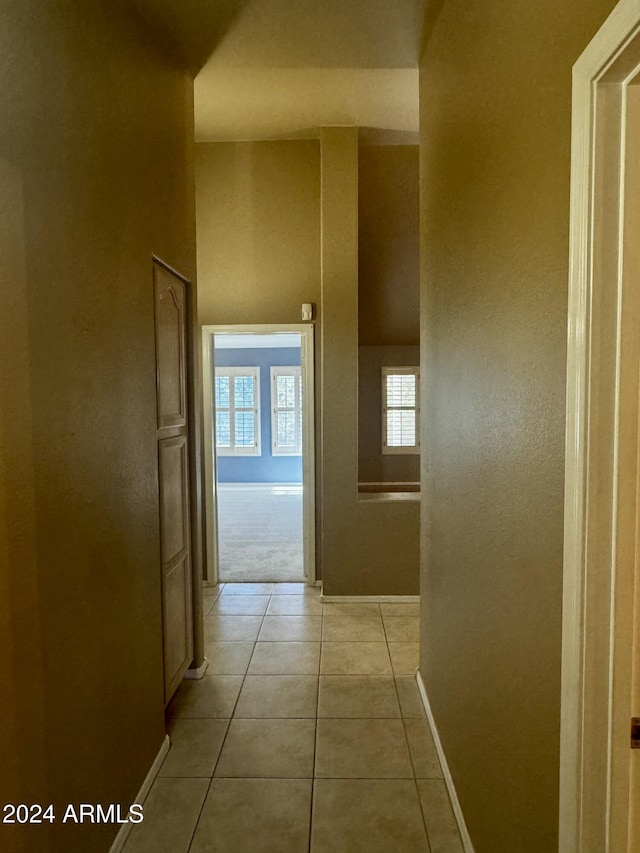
(214, 333, 302, 349)
(133, 0, 436, 141)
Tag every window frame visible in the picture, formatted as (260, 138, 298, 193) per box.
(270, 366, 303, 456)
(381, 366, 420, 455)
(214, 366, 261, 457)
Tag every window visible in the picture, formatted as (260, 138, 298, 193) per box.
(271, 366, 303, 456)
(382, 367, 420, 454)
(214, 367, 260, 456)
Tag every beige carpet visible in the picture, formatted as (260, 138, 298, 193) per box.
(217, 484, 304, 582)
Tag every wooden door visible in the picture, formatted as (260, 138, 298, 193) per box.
(153, 261, 193, 704)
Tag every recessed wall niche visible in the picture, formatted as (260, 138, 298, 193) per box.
(358, 143, 420, 490)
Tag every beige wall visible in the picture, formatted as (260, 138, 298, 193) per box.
(357, 146, 420, 485)
(0, 2, 196, 851)
(321, 129, 419, 596)
(418, 0, 617, 850)
(358, 145, 419, 347)
(196, 141, 322, 327)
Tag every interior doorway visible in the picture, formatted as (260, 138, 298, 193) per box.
(202, 324, 316, 586)
(560, 2, 640, 850)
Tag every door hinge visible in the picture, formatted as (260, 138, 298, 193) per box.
(631, 717, 640, 748)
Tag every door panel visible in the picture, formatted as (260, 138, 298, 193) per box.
(155, 273, 187, 429)
(159, 437, 189, 563)
(154, 263, 193, 704)
(163, 556, 190, 691)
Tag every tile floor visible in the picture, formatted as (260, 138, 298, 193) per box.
(123, 583, 464, 853)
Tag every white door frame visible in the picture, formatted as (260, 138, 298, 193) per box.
(201, 323, 316, 585)
(561, 2, 640, 850)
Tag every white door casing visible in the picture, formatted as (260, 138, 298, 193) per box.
(561, 2, 640, 850)
(201, 324, 316, 586)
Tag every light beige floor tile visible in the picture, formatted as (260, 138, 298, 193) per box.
(388, 642, 419, 675)
(315, 718, 413, 778)
(382, 616, 420, 642)
(160, 719, 228, 778)
(203, 614, 263, 642)
(311, 779, 430, 853)
(221, 583, 275, 596)
(122, 777, 209, 853)
(221, 582, 275, 595)
(203, 585, 222, 598)
(322, 615, 385, 642)
(322, 601, 381, 616)
(257, 615, 322, 642)
(380, 601, 420, 616)
(395, 676, 427, 718)
(320, 642, 392, 675)
(215, 719, 315, 778)
(272, 582, 318, 595)
(234, 675, 318, 718)
(248, 642, 320, 675)
(211, 595, 270, 616)
(204, 642, 255, 675)
(167, 676, 243, 719)
(405, 718, 443, 778)
(318, 676, 400, 718)
(267, 595, 323, 615)
(202, 586, 222, 616)
(417, 779, 465, 853)
(190, 778, 312, 853)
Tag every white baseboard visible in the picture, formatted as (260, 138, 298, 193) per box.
(320, 594, 420, 603)
(109, 734, 170, 853)
(217, 482, 302, 489)
(185, 657, 209, 679)
(416, 671, 475, 853)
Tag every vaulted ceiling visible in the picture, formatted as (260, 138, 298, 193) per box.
(132, 0, 440, 141)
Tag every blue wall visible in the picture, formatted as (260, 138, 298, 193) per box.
(214, 347, 302, 483)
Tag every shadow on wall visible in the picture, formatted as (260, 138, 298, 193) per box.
(130, 0, 250, 74)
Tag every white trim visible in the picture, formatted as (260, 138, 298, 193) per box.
(108, 735, 170, 853)
(561, 2, 640, 850)
(201, 324, 316, 585)
(217, 482, 303, 489)
(416, 671, 475, 853)
(271, 365, 303, 456)
(214, 365, 261, 456)
(201, 329, 220, 586)
(184, 657, 209, 679)
(382, 366, 420, 455)
(320, 594, 420, 603)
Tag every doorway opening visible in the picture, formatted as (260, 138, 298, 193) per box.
(202, 324, 316, 586)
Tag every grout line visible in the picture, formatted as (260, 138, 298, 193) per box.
(185, 778, 213, 852)
(382, 612, 433, 852)
(308, 613, 322, 853)
(183, 594, 276, 849)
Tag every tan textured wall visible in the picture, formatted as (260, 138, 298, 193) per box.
(0, 2, 196, 851)
(357, 146, 420, 485)
(418, 1, 618, 851)
(196, 141, 321, 327)
(358, 145, 420, 347)
(321, 129, 419, 596)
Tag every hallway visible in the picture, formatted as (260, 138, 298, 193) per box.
(123, 584, 462, 852)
